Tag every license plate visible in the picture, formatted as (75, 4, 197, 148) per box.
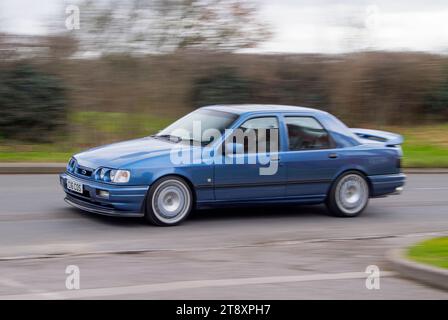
(67, 178, 83, 194)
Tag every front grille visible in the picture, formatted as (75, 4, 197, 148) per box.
(75, 166, 93, 177)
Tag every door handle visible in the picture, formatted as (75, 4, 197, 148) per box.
(328, 153, 338, 159)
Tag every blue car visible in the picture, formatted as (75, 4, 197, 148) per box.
(60, 105, 405, 225)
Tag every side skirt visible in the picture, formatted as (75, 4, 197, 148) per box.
(196, 194, 326, 209)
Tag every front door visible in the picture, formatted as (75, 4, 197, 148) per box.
(214, 116, 286, 201)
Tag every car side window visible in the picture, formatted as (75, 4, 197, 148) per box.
(229, 117, 279, 154)
(285, 116, 331, 151)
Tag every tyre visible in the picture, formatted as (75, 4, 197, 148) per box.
(145, 176, 193, 226)
(326, 171, 369, 217)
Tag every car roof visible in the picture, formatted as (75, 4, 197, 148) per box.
(202, 104, 327, 116)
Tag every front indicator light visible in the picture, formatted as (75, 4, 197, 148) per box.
(67, 158, 76, 172)
(111, 170, 131, 183)
(99, 168, 108, 180)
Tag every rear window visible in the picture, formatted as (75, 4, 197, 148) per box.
(285, 116, 332, 150)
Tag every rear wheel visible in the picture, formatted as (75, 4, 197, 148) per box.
(326, 171, 369, 217)
(145, 176, 193, 226)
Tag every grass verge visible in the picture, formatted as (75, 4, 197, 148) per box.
(391, 123, 448, 168)
(1, 115, 447, 166)
(407, 237, 448, 269)
(0, 111, 173, 162)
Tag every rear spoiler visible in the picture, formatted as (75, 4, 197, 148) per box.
(350, 128, 404, 146)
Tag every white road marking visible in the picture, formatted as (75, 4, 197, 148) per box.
(0, 277, 27, 289)
(0, 271, 397, 300)
(0, 277, 56, 296)
(413, 187, 448, 190)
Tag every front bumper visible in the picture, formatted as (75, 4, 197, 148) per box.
(60, 172, 148, 217)
(368, 173, 406, 197)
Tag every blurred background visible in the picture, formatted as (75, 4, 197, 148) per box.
(0, 0, 447, 167)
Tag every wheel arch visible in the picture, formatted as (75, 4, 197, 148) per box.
(148, 173, 197, 206)
(329, 168, 372, 197)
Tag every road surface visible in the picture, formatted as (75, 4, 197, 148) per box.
(0, 174, 447, 299)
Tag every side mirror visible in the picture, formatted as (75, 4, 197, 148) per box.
(225, 142, 244, 155)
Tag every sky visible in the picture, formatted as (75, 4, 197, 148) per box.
(1, 0, 448, 54)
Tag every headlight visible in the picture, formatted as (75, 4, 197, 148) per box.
(96, 168, 131, 183)
(110, 169, 131, 183)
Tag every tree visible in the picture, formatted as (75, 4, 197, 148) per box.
(75, 0, 271, 55)
(0, 64, 67, 142)
(424, 67, 448, 120)
(192, 67, 253, 107)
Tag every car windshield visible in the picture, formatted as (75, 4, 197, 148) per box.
(155, 109, 238, 145)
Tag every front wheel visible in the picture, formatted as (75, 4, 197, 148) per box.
(326, 172, 369, 217)
(145, 176, 193, 226)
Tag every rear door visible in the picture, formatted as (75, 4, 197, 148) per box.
(281, 115, 344, 199)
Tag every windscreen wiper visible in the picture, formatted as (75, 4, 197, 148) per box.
(150, 134, 182, 143)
